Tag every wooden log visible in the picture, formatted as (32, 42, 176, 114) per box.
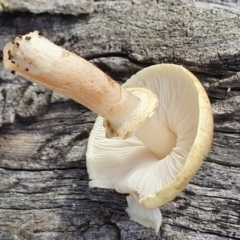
(0, 1, 239, 239)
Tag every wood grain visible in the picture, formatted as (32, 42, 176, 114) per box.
(0, 1, 239, 239)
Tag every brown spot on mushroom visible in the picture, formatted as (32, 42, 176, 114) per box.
(25, 68, 29, 72)
(11, 70, 15, 75)
(16, 42, 20, 47)
(37, 30, 43, 36)
(110, 128, 114, 134)
(106, 120, 111, 128)
(25, 36, 31, 41)
(8, 50, 12, 60)
(11, 60, 15, 64)
(17, 35, 22, 38)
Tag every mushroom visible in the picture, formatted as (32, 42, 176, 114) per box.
(3, 31, 213, 233)
(87, 64, 213, 232)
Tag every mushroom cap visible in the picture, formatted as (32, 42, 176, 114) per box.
(86, 64, 213, 230)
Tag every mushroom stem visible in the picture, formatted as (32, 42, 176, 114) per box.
(134, 113, 177, 159)
(3, 31, 158, 139)
(3, 31, 140, 123)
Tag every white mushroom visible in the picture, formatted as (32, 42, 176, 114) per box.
(87, 64, 213, 232)
(3, 31, 213, 233)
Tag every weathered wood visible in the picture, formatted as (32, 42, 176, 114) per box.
(0, 1, 240, 239)
(0, 0, 94, 15)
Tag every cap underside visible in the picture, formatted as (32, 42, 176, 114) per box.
(87, 64, 201, 199)
(86, 64, 213, 231)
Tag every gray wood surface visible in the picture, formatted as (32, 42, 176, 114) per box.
(0, 1, 239, 239)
